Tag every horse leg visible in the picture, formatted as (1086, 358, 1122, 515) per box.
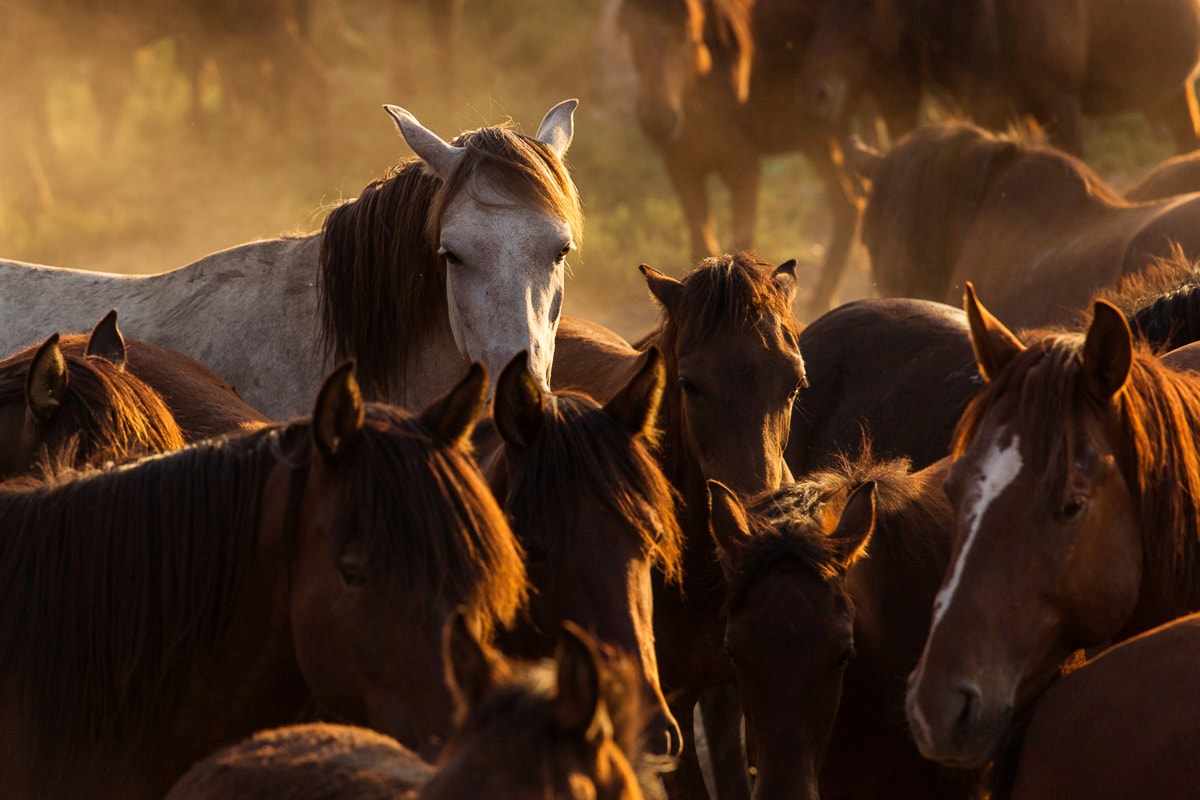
(717, 156, 759, 255)
(663, 153, 721, 262)
(698, 682, 750, 800)
(1147, 82, 1200, 154)
(802, 135, 863, 315)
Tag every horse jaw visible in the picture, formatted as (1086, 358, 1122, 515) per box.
(438, 183, 569, 395)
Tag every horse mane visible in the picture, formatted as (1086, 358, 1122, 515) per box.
(319, 125, 582, 402)
(0, 335, 185, 475)
(502, 391, 684, 585)
(1098, 248, 1200, 351)
(651, 252, 802, 483)
(0, 404, 527, 778)
(953, 333, 1200, 612)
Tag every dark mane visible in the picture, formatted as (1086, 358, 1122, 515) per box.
(0, 336, 185, 475)
(0, 404, 527, 778)
(502, 391, 684, 584)
(953, 334, 1200, 612)
(864, 122, 1121, 299)
(1098, 249, 1200, 351)
(319, 125, 582, 402)
(651, 252, 802, 481)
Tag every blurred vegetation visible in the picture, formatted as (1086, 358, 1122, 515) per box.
(0, 0, 1181, 338)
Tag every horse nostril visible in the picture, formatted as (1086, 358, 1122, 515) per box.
(648, 711, 684, 757)
(951, 685, 981, 747)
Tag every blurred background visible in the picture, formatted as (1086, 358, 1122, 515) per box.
(0, 0, 1176, 338)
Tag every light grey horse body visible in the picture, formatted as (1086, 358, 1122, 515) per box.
(0, 100, 579, 419)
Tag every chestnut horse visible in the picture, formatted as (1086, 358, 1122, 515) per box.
(0, 363, 528, 800)
(0, 100, 579, 418)
(800, 0, 1200, 155)
(996, 612, 1200, 800)
(906, 284, 1200, 768)
(616, 0, 868, 312)
(708, 455, 978, 800)
(166, 618, 663, 800)
(481, 349, 685, 758)
(852, 122, 1200, 329)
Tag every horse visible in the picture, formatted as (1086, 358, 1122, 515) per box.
(850, 122, 1200, 330)
(639, 252, 806, 799)
(0, 361, 529, 799)
(1094, 251, 1200, 352)
(905, 284, 1200, 769)
(708, 454, 979, 800)
(1124, 148, 1200, 201)
(482, 349, 685, 759)
(166, 616, 664, 800)
(615, 0, 869, 312)
(992, 612, 1200, 800)
(786, 297, 979, 476)
(799, 0, 1200, 156)
(0, 99, 580, 418)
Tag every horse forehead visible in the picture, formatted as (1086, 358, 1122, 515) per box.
(682, 313, 803, 375)
(439, 178, 574, 247)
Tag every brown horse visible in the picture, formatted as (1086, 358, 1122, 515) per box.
(481, 349, 685, 758)
(708, 454, 978, 800)
(166, 617, 662, 800)
(0, 328, 185, 479)
(800, 0, 1200, 155)
(616, 0, 868, 312)
(906, 284, 1200, 769)
(994, 612, 1200, 800)
(1124, 148, 1200, 201)
(0, 362, 528, 800)
(852, 122, 1200, 329)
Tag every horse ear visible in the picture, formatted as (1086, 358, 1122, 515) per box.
(964, 282, 1025, 382)
(384, 104, 464, 179)
(1082, 301, 1133, 401)
(312, 360, 365, 462)
(844, 135, 884, 182)
(830, 481, 876, 570)
(421, 363, 489, 449)
(554, 621, 605, 739)
(86, 309, 127, 370)
(773, 259, 799, 302)
(604, 347, 665, 440)
(444, 608, 503, 712)
(708, 480, 753, 581)
(640, 264, 684, 317)
(26, 333, 68, 423)
(534, 98, 578, 159)
(494, 351, 544, 450)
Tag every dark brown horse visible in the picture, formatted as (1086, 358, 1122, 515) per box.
(852, 122, 1200, 329)
(1124, 148, 1200, 201)
(166, 617, 662, 800)
(709, 454, 978, 800)
(906, 284, 1200, 768)
(481, 349, 685, 758)
(995, 612, 1200, 800)
(0, 362, 528, 800)
(800, 0, 1200, 155)
(616, 0, 868, 311)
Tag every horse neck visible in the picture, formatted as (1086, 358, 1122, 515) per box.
(394, 314, 472, 412)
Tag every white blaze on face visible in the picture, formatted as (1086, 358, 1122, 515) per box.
(930, 427, 1024, 631)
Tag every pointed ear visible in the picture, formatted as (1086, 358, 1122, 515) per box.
(554, 621, 605, 738)
(26, 333, 68, 423)
(604, 347, 665, 440)
(494, 351, 544, 450)
(384, 104, 464, 178)
(86, 309, 127, 370)
(312, 360, 365, 462)
(640, 264, 684, 317)
(830, 481, 876, 570)
(444, 608, 504, 712)
(844, 134, 884, 182)
(708, 480, 753, 581)
(964, 282, 1025, 382)
(535, 98, 578, 159)
(773, 259, 799, 303)
(1082, 300, 1133, 401)
(421, 362, 489, 449)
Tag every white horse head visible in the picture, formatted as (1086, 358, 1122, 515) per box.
(384, 100, 580, 394)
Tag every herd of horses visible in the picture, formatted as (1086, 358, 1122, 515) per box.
(11, 1, 1200, 797)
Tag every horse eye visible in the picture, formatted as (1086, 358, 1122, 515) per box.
(337, 560, 368, 588)
(438, 247, 463, 266)
(678, 376, 699, 396)
(1056, 497, 1086, 522)
(555, 243, 573, 263)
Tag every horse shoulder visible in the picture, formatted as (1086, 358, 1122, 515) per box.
(552, 315, 643, 403)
